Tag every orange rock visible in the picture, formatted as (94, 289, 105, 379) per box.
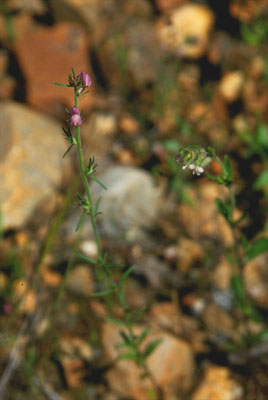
(192, 365, 243, 400)
(157, 4, 214, 59)
(14, 22, 92, 115)
(156, 0, 187, 13)
(41, 267, 62, 288)
(219, 71, 244, 103)
(102, 322, 194, 399)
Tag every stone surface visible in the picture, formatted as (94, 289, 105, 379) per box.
(126, 21, 160, 87)
(178, 183, 233, 246)
(14, 22, 92, 115)
(66, 265, 94, 296)
(219, 71, 244, 102)
(156, 0, 187, 13)
(192, 365, 243, 400)
(157, 4, 214, 58)
(9, 0, 46, 14)
(102, 322, 194, 399)
(90, 166, 162, 241)
(0, 102, 70, 230)
(244, 253, 268, 308)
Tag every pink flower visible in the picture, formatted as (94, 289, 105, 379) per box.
(78, 71, 92, 87)
(70, 107, 81, 115)
(70, 114, 83, 126)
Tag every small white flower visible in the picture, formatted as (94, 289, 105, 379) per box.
(189, 164, 204, 176)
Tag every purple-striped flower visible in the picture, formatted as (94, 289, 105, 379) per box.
(70, 114, 83, 126)
(78, 71, 92, 87)
(70, 107, 81, 116)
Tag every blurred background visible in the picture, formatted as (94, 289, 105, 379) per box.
(0, 0, 268, 399)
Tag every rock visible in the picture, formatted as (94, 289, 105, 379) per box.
(192, 365, 243, 400)
(90, 166, 162, 241)
(157, 4, 214, 59)
(244, 253, 268, 308)
(178, 183, 233, 246)
(176, 238, 203, 272)
(66, 265, 94, 296)
(60, 336, 93, 361)
(81, 111, 117, 161)
(156, 0, 187, 13)
(9, 0, 46, 14)
(219, 71, 244, 102)
(0, 102, 70, 230)
(212, 257, 232, 290)
(14, 22, 92, 115)
(0, 76, 16, 100)
(51, 0, 118, 45)
(126, 21, 160, 87)
(102, 322, 194, 399)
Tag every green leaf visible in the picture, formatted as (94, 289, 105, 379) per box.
(136, 327, 151, 345)
(143, 339, 162, 358)
(119, 330, 132, 345)
(76, 251, 97, 264)
(53, 82, 68, 87)
(244, 237, 268, 262)
(223, 155, 232, 176)
(215, 199, 232, 223)
(105, 262, 123, 269)
(230, 275, 247, 309)
(91, 289, 113, 297)
(106, 317, 126, 327)
(119, 266, 135, 284)
(75, 210, 87, 232)
(117, 351, 137, 361)
(133, 306, 147, 322)
(94, 196, 102, 216)
(91, 175, 107, 190)
(256, 123, 268, 149)
(254, 169, 268, 189)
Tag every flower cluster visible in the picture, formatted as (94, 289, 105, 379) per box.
(67, 69, 92, 96)
(69, 106, 82, 126)
(175, 145, 213, 176)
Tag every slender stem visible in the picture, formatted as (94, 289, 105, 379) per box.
(74, 91, 103, 263)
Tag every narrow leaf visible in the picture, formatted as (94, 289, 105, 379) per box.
(119, 266, 135, 284)
(136, 327, 151, 345)
(244, 237, 268, 262)
(117, 351, 137, 361)
(53, 82, 68, 87)
(75, 210, 87, 232)
(76, 251, 97, 264)
(143, 339, 162, 358)
(94, 196, 102, 215)
(91, 289, 113, 297)
(106, 317, 126, 327)
(91, 175, 107, 190)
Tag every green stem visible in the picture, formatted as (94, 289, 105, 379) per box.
(74, 91, 103, 263)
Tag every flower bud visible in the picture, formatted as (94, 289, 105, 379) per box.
(70, 107, 81, 115)
(175, 145, 212, 176)
(70, 114, 83, 126)
(78, 71, 92, 87)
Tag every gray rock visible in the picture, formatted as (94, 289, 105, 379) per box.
(0, 102, 70, 229)
(91, 166, 162, 241)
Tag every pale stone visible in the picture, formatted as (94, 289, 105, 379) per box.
(90, 166, 162, 241)
(219, 71, 244, 102)
(179, 183, 233, 246)
(66, 265, 94, 296)
(244, 253, 268, 307)
(0, 102, 70, 230)
(192, 365, 243, 400)
(157, 4, 214, 58)
(102, 322, 194, 399)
